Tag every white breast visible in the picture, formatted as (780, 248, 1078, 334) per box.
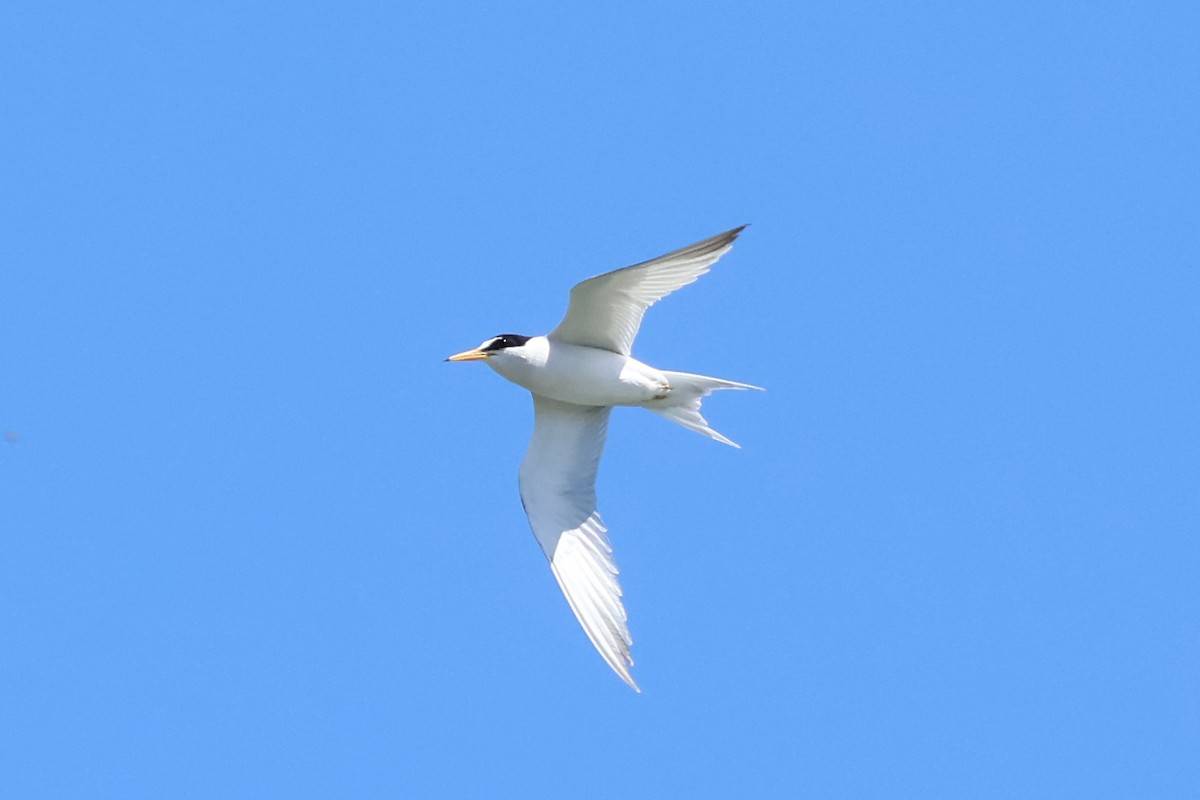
(489, 336, 667, 407)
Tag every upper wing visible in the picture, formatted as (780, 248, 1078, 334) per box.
(518, 394, 638, 691)
(548, 226, 747, 355)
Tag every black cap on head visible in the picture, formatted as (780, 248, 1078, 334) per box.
(481, 334, 530, 352)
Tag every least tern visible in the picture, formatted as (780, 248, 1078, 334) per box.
(448, 226, 761, 691)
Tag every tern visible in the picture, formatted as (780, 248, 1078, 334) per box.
(447, 226, 761, 691)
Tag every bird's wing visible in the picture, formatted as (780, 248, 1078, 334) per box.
(548, 226, 747, 356)
(518, 394, 638, 690)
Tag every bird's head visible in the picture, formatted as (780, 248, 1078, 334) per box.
(445, 334, 532, 363)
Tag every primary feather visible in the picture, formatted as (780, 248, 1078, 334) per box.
(549, 226, 747, 356)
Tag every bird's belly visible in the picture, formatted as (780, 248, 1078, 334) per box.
(498, 343, 667, 407)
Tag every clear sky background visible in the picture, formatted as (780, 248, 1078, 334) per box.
(2, 2, 1197, 797)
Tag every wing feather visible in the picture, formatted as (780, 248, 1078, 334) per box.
(518, 395, 638, 690)
(548, 226, 747, 355)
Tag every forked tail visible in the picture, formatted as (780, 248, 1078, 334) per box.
(649, 370, 763, 448)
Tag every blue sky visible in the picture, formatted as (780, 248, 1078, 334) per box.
(2, 2, 1197, 797)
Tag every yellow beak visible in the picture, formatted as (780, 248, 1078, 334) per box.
(446, 348, 490, 362)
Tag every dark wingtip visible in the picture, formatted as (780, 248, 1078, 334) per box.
(717, 224, 749, 248)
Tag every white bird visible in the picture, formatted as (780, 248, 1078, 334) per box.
(447, 226, 761, 691)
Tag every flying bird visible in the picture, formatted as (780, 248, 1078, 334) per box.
(447, 226, 761, 691)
